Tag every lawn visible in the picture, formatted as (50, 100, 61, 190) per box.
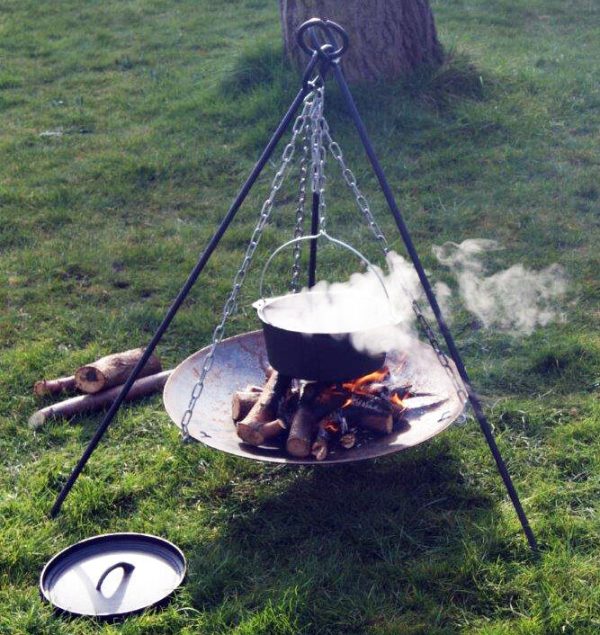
(1, 0, 599, 633)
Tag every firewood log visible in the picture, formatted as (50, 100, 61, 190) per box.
(236, 371, 291, 445)
(286, 383, 345, 458)
(74, 348, 162, 394)
(236, 418, 287, 446)
(231, 391, 261, 422)
(311, 418, 337, 461)
(346, 393, 392, 415)
(347, 410, 393, 434)
(28, 370, 172, 429)
(33, 375, 76, 397)
(287, 406, 317, 458)
(340, 430, 357, 449)
(311, 436, 329, 461)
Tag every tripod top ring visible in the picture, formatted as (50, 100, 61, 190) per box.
(296, 18, 349, 62)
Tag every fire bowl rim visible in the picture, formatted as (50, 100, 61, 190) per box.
(163, 330, 467, 465)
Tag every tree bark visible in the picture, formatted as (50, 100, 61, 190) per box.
(279, 0, 444, 83)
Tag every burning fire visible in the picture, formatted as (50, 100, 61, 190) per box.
(390, 393, 404, 407)
(333, 366, 412, 412)
(234, 364, 415, 461)
(342, 367, 390, 395)
(322, 419, 340, 435)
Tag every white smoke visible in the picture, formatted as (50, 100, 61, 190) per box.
(258, 240, 567, 358)
(259, 251, 425, 357)
(432, 239, 567, 335)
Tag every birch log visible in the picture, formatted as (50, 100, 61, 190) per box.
(29, 370, 172, 429)
(74, 348, 162, 394)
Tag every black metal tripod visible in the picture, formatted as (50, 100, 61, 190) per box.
(49, 18, 539, 558)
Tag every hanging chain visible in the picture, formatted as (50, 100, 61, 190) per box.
(179, 94, 315, 440)
(322, 120, 389, 255)
(310, 86, 327, 231)
(290, 120, 310, 292)
(323, 120, 469, 415)
(413, 301, 469, 409)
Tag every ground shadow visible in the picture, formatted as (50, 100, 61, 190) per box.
(183, 440, 524, 632)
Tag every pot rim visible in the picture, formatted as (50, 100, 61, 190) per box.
(253, 290, 397, 335)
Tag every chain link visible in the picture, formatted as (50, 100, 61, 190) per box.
(323, 120, 389, 256)
(290, 120, 310, 292)
(413, 300, 469, 414)
(323, 119, 468, 417)
(179, 93, 315, 440)
(309, 87, 327, 231)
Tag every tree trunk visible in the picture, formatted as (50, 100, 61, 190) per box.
(279, 0, 444, 83)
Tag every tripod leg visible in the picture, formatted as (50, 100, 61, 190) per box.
(49, 70, 317, 518)
(331, 62, 539, 557)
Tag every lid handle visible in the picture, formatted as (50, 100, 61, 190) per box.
(96, 561, 135, 593)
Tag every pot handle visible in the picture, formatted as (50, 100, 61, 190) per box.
(257, 230, 392, 307)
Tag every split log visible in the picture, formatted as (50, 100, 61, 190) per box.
(74, 348, 162, 394)
(311, 436, 329, 461)
(29, 370, 172, 429)
(237, 418, 287, 446)
(231, 391, 261, 422)
(311, 418, 337, 461)
(286, 383, 346, 458)
(258, 419, 287, 440)
(347, 409, 393, 434)
(236, 371, 291, 445)
(287, 407, 316, 458)
(33, 375, 76, 397)
(340, 430, 357, 449)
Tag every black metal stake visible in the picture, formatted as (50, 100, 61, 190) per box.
(308, 192, 320, 287)
(330, 58, 539, 556)
(49, 57, 319, 518)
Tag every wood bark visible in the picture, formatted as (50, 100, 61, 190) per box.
(348, 410, 393, 434)
(29, 370, 172, 429)
(236, 371, 291, 445)
(279, 0, 444, 83)
(74, 348, 162, 394)
(231, 391, 262, 422)
(286, 383, 345, 457)
(33, 375, 76, 397)
(237, 418, 287, 446)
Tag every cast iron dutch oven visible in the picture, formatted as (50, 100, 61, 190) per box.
(254, 233, 395, 382)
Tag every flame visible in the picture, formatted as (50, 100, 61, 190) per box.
(322, 420, 340, 434)
(342, 366, 390, 394)
(390, 393, 405, 408)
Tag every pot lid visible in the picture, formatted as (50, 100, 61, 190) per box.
(40, 532, 186, 619)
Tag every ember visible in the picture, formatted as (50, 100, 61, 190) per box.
(231, 366, 413, 460)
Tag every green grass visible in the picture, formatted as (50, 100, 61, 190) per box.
(1, 0, 599, 633)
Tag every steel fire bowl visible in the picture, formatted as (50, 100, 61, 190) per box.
(163, 331, 467, 465)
